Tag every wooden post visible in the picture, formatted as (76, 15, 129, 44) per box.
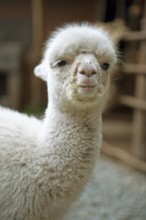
(132, 2, 146, 160)
(95, 0, 107, 21)
(31, 0, 44, 107)
(115, 0, 126, 19)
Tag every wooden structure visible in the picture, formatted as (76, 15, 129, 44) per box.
(119, 2, 146, 161)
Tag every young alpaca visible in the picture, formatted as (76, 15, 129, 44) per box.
(0, 23, 116, 220)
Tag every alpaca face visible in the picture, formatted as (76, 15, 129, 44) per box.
(49, 53, 110, 107)
(34, 24, 117, 108)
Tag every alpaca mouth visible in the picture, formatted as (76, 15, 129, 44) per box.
(79, 85, 96, 88)
(76, 74, 97, 94)
(78, 84, 97, 94)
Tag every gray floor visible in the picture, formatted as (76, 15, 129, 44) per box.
(66, 155, 146, 220)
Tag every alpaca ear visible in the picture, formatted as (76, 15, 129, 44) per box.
(34, 63, 48, 81)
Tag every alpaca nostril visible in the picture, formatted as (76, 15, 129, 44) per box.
(92, 71, 96, 75)
(79, 70, 86, 75)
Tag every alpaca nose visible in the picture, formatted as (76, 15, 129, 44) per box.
(78, 63, 97, 77)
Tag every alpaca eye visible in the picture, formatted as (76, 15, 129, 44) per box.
(57, 60, 67, 67)
(101, 63, 110, 71)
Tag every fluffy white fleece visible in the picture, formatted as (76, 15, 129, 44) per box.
(0, 23, 116, 220)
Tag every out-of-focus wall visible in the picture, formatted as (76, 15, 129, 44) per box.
(0, 0, 98, 111)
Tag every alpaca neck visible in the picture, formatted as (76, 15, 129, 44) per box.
(40, 101, 102, 158)
(38, 102, 102, 196)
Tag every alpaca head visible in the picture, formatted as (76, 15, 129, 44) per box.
(34, 23, 117, 110)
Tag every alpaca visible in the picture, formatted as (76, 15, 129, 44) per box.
(0, 23, 117, 220)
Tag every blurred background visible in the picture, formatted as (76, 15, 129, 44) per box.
(0, 0, 146, 168)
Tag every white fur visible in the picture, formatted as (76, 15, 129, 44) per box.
(0, 23, 116, 220)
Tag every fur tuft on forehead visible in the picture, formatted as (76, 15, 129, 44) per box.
(45, 23, 115, 57)
(34, 23, 117, 81)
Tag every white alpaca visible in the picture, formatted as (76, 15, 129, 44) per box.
(0, 23, 116, 220)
